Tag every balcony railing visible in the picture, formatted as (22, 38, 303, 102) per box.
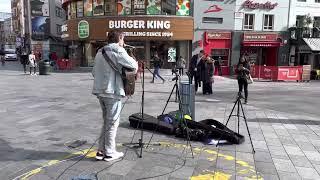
(290, 27, 320, 39)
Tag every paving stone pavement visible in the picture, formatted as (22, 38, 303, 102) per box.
(1, 62, 320, 180)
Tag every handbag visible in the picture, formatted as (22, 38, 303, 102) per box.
(246, 74, 253, 84)
(101, 49, 136, 96)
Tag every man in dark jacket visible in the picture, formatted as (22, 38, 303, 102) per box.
(189, 50, 204, 92)
(150, 53, 165, 83)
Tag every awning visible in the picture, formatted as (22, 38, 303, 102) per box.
(303, 38, 320, 52)
(243, 41, 282, 47)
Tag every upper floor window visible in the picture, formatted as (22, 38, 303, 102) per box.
(264, 14, 274, 30)
(316, 0, 320, 3)
(244, 14, 254, 30)
(56, 24, 62, 35)
(297, 0, 306, 2)
(296, 15, 304, 27)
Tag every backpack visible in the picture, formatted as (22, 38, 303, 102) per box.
(101, 49, 135, 96)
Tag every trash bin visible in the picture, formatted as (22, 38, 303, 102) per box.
(39, 60, 50, 75)
(179, 81, 195, 121)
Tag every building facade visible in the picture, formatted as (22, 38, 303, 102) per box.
(11, 0, 66, 59)
(288, 0, 320, 70)
(0, 12, 12, 50)
(61, 0, 194, 68)
(193, 0, 291, 75)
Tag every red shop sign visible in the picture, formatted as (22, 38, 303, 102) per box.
(206, 32, 231, 40)
(242, 0, 278, 10)
(243, 33, 278, 41)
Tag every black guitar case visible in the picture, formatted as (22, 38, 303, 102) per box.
(129, 113, 175, 135)
(182, 119, 245, 144)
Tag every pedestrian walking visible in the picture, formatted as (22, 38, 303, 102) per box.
(20, 51, 29, 73)
(0, 50, 5, 66)
(28, 51, 37, 76)
(150, 52, 165, 83)
(201, 56, 214, 95)
(215, 56, 222, 76)
(236, 56, 251, 104)
(189, 50, 204, 92)
(177, 56, 186, 76)
(92, 30, 138, 161)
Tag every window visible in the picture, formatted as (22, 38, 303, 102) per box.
(244, 14, 254, 30)
(296, 15, 304, 27)
(56, 24, 62, 35)
(316, 0, 320, 3)
(202, 17, 223, 24)
(264, 15, 274, 30)
(314, 17, 320, 27)
(56, 7, 62, 17)
(297, 0, 306, 2)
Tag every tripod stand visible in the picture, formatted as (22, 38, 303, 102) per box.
(217, 92, 255, 153)
(156, 71, 194, 158)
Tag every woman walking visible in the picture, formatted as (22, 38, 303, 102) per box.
(236, 56, 250, 104)
(28, 51, 37, 76)
(201, 56, 214, 95)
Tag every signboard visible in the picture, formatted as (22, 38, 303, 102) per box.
(30, 0, 49, 16)
(31, 16, 50, 40)
(206, 32, 231, 39)
(78, 20, 90, 38)
(84, 0, 93, 16)
(168, 47, 176, 62)
(93, 0, 104, 16)
(176, 0, 190, 16)
(118, 0, 132, 15)
(62, 16, 194, 41)
(77, 1, 84, 17)
(234, 12, 244, 19)
(242, 0, 278, 10)
(243, 33, 278, 41)
(147, 0, 161, 15)
(133, 0, 146, 15)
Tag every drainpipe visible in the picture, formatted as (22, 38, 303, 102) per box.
(287, 0, 292, 29)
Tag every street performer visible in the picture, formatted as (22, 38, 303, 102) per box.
(92, 30, 138, 161)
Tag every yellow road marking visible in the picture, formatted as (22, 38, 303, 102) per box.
(15, 142, 263, 180)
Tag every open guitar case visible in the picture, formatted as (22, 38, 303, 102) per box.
(128, 113, 244, 144)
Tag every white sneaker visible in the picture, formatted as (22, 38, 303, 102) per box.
(104, 151, 124, 162)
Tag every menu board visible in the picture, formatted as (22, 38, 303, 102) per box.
(176, 0, 190, 16)
(77, 1, 84, 17)
(93, 0, 104, 16)
(147, 0, 161, 15)
(117, 0, 132, 15)
(105, 0, 116, 15)
(84, 0, 93, 16)
(133, 0, 145, 15)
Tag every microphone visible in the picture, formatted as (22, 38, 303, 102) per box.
(124, 44, 135, 49)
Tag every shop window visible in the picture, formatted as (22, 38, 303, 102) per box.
(93, 0, 104, 16)
(84, 0, 93, 16)
(211, 49, 229, 66)
(244, 14, 254, 30)
(202, 17, 223, 24)
(147, 0, 161, 15)
(105, 0, 117, 15)
(314, 17, 320, 27)
(56, 24, 62, 35)
(162, 0, 176, 15)
(77, 1, 84, 17)
(263, 14, 274, 30)
(117, 0, 132, 15)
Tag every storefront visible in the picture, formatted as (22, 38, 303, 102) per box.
(61, 0, 193, 68)
(241, 32, 283, 66)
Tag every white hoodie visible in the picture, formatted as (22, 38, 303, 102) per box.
(92, 43, 138, 98)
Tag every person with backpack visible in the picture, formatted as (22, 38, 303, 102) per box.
(150, 52, 165, 83)
(92, 30, 138, 161)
